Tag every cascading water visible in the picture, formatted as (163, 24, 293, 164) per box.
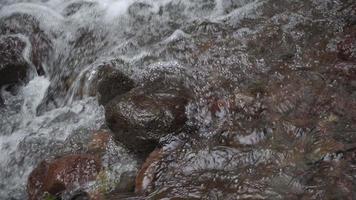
(0, 0, 355, 199)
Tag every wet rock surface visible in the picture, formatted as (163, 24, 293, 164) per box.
(0, 13, 53, 75)
(105, 77, 191, 155)
(27, 130, 139, 200)
(135, 148, 163, 194)
(0, 35, 29, 87)
(83, 63, 135, 106)
(119, 2, 356, 199)
(338, 29, 356, 62)
(27, 154, 101, 200)
(0, 0, 356, 199)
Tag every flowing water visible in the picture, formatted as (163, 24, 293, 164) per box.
(0, 0, 355, 199)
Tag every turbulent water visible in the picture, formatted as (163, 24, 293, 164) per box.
(0, 0, 355, 199)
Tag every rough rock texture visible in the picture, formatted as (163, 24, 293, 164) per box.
(27, 130, 138, 200)
(337, 30, 356, 62)
(62, 1, 96, 17)
(0, 13, 52, 75)
(135, 148, 163, 193)
(328, 62, 356, 93)
(27, 154, 101, 200)
(122, 4, 356, 199)
(105, 77, 191, 155)
(0, 35, 29, 87)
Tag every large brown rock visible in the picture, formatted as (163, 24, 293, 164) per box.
(0, 36, 29, 87)
(105, 77, 191, 155)
(27, 154, 101, 200)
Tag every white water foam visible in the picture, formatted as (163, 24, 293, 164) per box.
(21, 76, 50, 125)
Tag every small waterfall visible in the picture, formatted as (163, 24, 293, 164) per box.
(21, 76, 50, 125)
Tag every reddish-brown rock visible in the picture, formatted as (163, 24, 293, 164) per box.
(88, 130, 113, 152)
(27, 154, 101, 200)
(135, 148, 163, 193)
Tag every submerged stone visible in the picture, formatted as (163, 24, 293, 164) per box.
(105, 77, 191, 155)
(27, 154, 101, 200)
(27, 130, 138, 200)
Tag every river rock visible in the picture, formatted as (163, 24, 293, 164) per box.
(0, 13, 52, 75)
(94, 64, 135, 106)
(27, 154, 101, 200)
(0, 36, 29, 87)
(27, 130, 139, 200)
(105, 77, 191, 155)
(135, 148, 163, 193)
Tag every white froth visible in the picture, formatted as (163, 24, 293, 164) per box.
(99, 0, 135, 20)
(21, 76, 50, 122)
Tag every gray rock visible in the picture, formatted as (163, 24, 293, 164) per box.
(0, 13, 53, 76)
(0, 36, 29, 87)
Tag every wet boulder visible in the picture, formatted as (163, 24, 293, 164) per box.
(94, 64, 135, 106)
(0, 36, 29, 87)
(0, 13, 53, 75)
(27, 154, 102, 200)
(27, 130, 139, 200)
(105, 77, 191, 155)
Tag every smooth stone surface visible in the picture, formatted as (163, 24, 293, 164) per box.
(95, 64, 135, 106)
(105, 77, 191, 155)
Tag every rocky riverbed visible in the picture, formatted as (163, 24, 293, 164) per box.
(0, 0, 355, 199)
